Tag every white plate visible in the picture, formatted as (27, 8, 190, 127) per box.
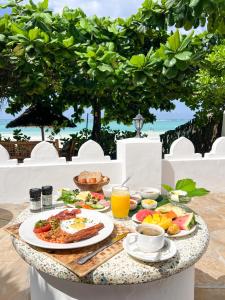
(123, 234, 177, 262)
(132, 213, 196, 237)
(65, 203, 110, 212)
(166, 225, 196, 238)
(19, 208, 114, 250)
(132, 213, 142, 223)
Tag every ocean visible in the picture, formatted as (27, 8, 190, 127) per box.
(0, 118, 189, 140)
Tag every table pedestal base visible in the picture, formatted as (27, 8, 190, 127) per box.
(30, 266, 194, 300)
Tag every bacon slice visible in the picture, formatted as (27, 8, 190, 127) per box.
(48, 209, 81, 221)
(62, 223, 104, 243)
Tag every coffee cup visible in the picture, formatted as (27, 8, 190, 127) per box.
(128, 224, 165, 252)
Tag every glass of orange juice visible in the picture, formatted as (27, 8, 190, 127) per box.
(111, 186, 130, 219)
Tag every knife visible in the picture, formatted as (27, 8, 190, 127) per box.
(76, 233, 128, 265)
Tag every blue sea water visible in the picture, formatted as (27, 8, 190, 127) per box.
(0, 118, 190, 139)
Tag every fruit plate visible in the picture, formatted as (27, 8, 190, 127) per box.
(166, 225, 196, 238)
(19, 208, 114, 250)
(131, 213, 197, 238)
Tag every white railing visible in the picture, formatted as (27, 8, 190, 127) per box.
(162, 136, 225, 193)
(1, 136, 225, 202)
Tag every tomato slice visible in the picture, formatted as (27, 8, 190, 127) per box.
(33, 223, 51, 233)
(91, 192, 104, 200)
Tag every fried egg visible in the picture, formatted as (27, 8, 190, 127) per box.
(60, 217, 95, 234)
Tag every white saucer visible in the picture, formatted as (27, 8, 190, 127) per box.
(123, 233, 177, 262)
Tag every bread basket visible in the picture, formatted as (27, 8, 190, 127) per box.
(73, 176, 110, 192)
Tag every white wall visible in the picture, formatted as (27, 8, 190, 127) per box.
(117, 138, 162, 190)
(162, 137, 225, 192)
(1, 135, 225, 203)
(0, 139, 162, 202)
(162, 159, 225, 192)
(0, 161, 122, 202)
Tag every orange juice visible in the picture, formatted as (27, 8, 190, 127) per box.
(111, 186, 130, 219)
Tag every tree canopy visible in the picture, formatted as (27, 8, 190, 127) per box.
(0, 0, 225, 140)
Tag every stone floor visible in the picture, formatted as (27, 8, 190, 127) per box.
(0, 194, 224, 300)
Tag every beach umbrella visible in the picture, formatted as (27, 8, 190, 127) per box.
(6, 104, 75, 141)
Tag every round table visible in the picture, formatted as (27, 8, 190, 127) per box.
(12, 207, 209, 300)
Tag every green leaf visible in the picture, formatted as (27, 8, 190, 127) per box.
(175, 179, 196, 192)
(162, 184, 173, 192)
(165, 0, 176, 9)
(98, 64, 113, 73)
(133, 72, 147, 85)
(87, 50, 96, 58)
(179, 31, 194, 51)
(38, 0, 48, 10)
(13, 44, 24, 56)
(163, 66, 178, 79)
(167, 30, 180, 52)
(189, 0, 200, 7)
(11, 24, 27, 36)
(63, 36, 74, 48)
(28, 27, 40, 41)
(0, 34, 5, 42)
(130, 54, 145, 68)
(175, 51, 192, 61)
(187, 188, 209, 197)
(164, 57, 176, 67)
(142, 0, 154, 9)
(40, 32, 49, 43)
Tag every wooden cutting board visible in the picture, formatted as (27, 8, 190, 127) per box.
(5, 223, 130, 277)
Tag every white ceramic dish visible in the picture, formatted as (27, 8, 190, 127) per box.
(19, 208, 114, 250)
(123, 235, 177, 262)
(141, 199, 158, 209)
(130, 191, 142, 204)
(139, 187, 160, 200)
(131, 213, 197, 237)
(130, 199, 138, 210)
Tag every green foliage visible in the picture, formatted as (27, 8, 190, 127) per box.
(12, 129, 31, 141)
(61, 127, 145, 160)
(162, 184, 173, 192)
(163, 178, 209, 197)
(162, 0, 225, 34)
(184, 42, 225, 122)
(0, 0, 224, 141)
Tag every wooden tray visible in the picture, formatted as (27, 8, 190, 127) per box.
(5, 223, 130, 277)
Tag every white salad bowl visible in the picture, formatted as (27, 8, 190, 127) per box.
(139, 187, 160, 200)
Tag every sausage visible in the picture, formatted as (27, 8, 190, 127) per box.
(62, 223, 104, 243)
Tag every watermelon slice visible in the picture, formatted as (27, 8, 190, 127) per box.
(136, 209, 153, 222)
(172, 213, 196, 230)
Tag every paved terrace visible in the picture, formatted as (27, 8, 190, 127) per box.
(0, 193, 224, 300)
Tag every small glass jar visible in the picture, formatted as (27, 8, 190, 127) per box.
(30, 188, 42, 213)
(42, 186, 53, 209)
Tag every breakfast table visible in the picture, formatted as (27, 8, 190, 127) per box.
(10, 205, 209, 300)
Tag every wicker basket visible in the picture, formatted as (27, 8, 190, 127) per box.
(73, 176, 110, 192)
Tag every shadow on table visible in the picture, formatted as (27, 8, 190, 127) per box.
(0, 208, 13, 228)
(0, 270, 30, 300)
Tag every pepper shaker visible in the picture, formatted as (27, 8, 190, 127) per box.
(42, 186, 53, 209)
(29, 188, 42, 213)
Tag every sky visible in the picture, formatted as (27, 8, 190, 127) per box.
(0, 0, 195, 120)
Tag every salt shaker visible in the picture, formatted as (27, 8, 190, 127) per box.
(29, 188, 42, 212)
(42, 186, 53, 209)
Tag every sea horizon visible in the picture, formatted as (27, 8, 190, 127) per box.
(0, 118, 191, 140)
